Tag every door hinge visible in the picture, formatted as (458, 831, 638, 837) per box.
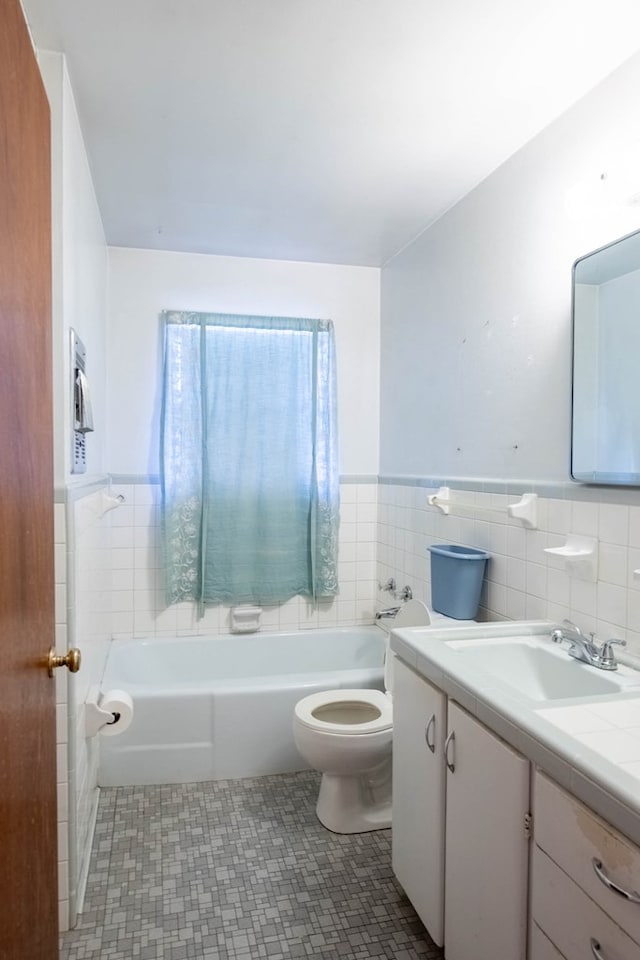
(524, 812, 533, 839)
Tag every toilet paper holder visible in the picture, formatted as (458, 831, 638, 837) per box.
(85, 685, 122, 737)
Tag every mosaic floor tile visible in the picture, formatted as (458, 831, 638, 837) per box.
(60, 772, 443, 959)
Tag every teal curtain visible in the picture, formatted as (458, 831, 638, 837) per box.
(160, 311, 340, 605)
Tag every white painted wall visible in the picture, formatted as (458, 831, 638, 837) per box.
(376, 52, 640, 662)
(106, 248, 380, 477)
(38, 51, 108, 488)
(60, 61, 108, 484)
(380, 51, 640, 481)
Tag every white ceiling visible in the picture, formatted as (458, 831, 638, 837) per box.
(21, 0, 640, 266)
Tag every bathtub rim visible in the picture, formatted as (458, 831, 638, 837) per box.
(102, 624, 387, 694)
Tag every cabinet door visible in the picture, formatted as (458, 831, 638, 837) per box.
(392, 658, 447, 946)
(444, 702, 530, 960)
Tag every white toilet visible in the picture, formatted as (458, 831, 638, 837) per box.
(294, 599, 465, 834)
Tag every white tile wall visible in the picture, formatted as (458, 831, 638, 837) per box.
(69, 490, 112, 923)
(53, 502, 69, 932)
(55, 487, 113, 929)
(377, 482, 640, 658)
(108, 481, 379, 637)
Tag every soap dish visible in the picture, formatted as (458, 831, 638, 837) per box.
(231, 605, 262, 633)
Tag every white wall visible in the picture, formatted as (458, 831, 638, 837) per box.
(60, 60, 108, 484)
(378, 482, 640, 657)
(380, 51, 640, 481)
(38, 51, 109, 931)
(106, 248, 380, 477)
(67, 490, 112, 923)
(105, 249, 381, 638)
(38, 51, 108, 488)
(376, 51, 640, 657)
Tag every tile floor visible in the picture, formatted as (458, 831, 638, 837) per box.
(60, 771, 443, 959)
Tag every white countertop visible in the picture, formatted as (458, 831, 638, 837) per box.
(390, 619, 640, 846)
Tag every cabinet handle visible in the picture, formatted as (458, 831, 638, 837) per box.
(444, 730, 455, 772)
(425, 714, 436, 753)
(592, 858, 640, 904)
(590, 938, 605, 959)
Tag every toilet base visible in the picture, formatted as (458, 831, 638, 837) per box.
(315, 762, 392, 834)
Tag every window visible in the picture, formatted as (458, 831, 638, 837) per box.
(160, 311, 340, 605)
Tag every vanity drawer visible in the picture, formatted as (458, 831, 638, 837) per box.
(530, 922, 567, 960)
(534, 772, 640, 942)
(532, 847, 640, 960)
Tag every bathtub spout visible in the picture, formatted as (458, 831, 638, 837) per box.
(375, 606, 401, 620)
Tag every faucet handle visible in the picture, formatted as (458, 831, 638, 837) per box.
(599, 638, 627, 669)
(602, 637, 626, 650)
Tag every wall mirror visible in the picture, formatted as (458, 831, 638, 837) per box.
(571, 227, 640, 485)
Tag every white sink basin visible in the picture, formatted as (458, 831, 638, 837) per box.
(443, 637, 636, 702)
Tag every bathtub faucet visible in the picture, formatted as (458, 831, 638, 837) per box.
(375, 606, 402, 620)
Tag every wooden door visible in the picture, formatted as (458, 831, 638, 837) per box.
(392, 658, 447, 946)
(0, 1, 58, 958)
(444, 702, 530, 960)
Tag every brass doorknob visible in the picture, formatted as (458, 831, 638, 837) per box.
(48, 646, 81, 677)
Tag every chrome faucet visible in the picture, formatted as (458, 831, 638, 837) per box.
(375, 606, 401, 620)
(551, 619, 626, 671)
(375, 581, 413, 620)
(379, 579, 412, 602)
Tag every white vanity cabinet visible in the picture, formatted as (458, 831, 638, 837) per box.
(390, 621, 640, 960)
(392, 660, 530, 958)
(392, 657, 447, 946)
(444, 701, 530, 960)
(531, 772, 640, 960)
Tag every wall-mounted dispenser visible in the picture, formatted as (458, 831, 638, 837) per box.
(84, 685, 134, 738)
(70, 329, 94, 474)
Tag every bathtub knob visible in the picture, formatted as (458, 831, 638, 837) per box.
(48, 646, 81, 677)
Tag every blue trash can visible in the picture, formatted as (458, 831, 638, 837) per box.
(428, 544, 491, 619)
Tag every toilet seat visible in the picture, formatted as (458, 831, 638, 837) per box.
(294, 688, 392, 736)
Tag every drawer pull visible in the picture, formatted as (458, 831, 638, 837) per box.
(592, 858, 640, 904)
(445, 730, 455, 772)
(425, 714, 436, 753)
(590, 938, 604, 959)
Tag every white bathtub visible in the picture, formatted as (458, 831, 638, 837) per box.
(98, 626, 385, 786)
